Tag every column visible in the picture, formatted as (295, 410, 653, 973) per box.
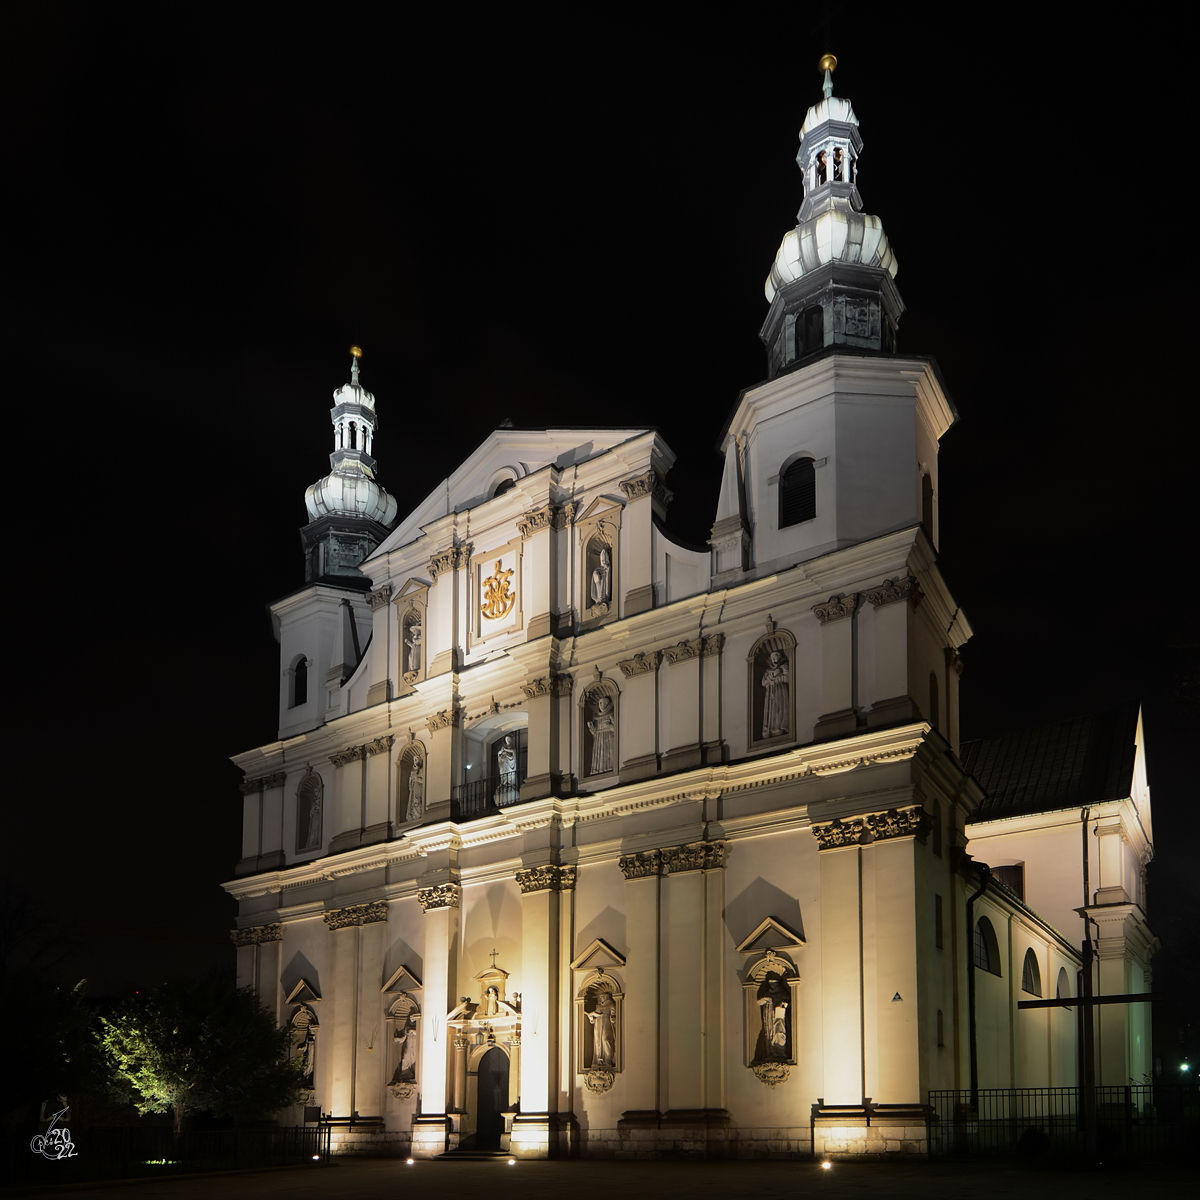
(412, 883, 460, 1156)
(511, 865, 576, 1157)
(864, 577, 921, 729)
(617, 651, 661, 781)
(812, 594, 858, 739)
(813, 823, 865, 1104)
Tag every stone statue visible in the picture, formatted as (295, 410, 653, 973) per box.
(406, 757, 424, 822)
(586, 988, 617, 1068)
(391, 1016, 417, 1083)
(480, 985, 500, 1016)
(757, 975, 790, 1061)
(590, 544, 611, 606)
(587, 694, 616, 775)
(760, 649, 789, 739)
(495, 734, 519, 805)
(404, 618, 422, 674)
(298, 770, 323, 851)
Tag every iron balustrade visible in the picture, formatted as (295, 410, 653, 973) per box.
(927, 1083, 1198, 1160)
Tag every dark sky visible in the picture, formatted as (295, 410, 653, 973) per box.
(4, 5, 1195, 1020)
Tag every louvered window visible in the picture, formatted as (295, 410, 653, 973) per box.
(779, 457, 816, 528)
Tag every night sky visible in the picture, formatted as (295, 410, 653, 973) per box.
(5, 5, 1195, 1034)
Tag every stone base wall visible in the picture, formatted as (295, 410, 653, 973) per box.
(329, 1128, 412, 1157)
(813, 1122, 927, 1158)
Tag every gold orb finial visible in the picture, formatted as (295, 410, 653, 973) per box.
(818, 53, 837, 74)
(350, 345, 363, 358)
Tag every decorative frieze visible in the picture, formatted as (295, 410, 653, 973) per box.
(662, 637, 704, 665)
(515, 865, 578, 894)
(517, 505, 558, 539)
(619, 469, 673, 510)
(428, 543, 473, 580)
(865, 806, 930, 842)
(323, 901, 388, 930)
(426, 708, 462, 734)
(329, 746, 366, 767)
(364, 734, 395, 757)
(230, 922, 282, 947)
(417, 883, 461, 911)
(618, 650, 662, 678)
(812, 594, 859, 624)
(618, 849, 663, 879)
(864, 575, 922, 609)
(811, 818, 866, 850)
(367, 584, 394, 610)
(661, 840, 726, 873)
(238, 770, 288, 795)
(702, 633, 725, 657)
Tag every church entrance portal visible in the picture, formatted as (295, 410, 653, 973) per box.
(475, 1047, 509, 1149)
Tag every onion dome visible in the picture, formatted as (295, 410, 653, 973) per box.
(760, 56, 905, 379)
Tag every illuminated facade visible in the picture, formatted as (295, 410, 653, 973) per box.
(225, 66, 1155, 1158)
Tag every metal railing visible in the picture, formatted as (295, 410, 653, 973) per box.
(928, 1083, 1198, 1160)
(452, 768, 526, 819)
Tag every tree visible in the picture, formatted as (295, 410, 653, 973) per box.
(101, 977, 305, 1136)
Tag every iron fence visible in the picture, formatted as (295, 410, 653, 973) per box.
(928, 1083, 1198, 1161)
(6, 1122, 331, 1185)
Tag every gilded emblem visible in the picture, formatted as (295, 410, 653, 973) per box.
(480, 559, 516, 621)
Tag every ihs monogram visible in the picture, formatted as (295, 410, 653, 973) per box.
(481, 560, 516, 621)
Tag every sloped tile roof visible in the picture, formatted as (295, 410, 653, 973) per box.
(961, 702, 1138, 821)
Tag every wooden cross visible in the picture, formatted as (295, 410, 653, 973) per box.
(489, 948, 500, 969)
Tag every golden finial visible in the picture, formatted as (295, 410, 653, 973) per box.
(350, 345, 363, 358)
(818, 53, 837, 74)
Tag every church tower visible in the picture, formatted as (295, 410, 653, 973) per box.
(300, 347, 398, 587)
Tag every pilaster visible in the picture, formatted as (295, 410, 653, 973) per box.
(412, 882, 460, 1156)
(812, 594, 858, 739)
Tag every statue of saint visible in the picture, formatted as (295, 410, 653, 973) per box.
(298, 770, 323, 851)
(495, 735, 519, 805)
(404, 618, 422, 674)
(757, 975, 790, 1061)
(391, 1015, 417, 1082)
(587, 694, 616, 775)
(406, 757, 424, 822)
(760, 649, 789, 739)
(586, 988, 617, 1068)
(590, 544, 611, 606)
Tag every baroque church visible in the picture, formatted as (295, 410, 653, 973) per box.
(226, 61, 1156, 1159)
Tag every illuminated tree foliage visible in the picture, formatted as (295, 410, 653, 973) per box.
(101, 978, 304, 1135)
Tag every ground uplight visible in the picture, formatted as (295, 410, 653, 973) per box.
(821, 1160, 832, 1170)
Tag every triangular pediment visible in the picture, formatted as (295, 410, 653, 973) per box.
(381, 964, 423, 993)
(570, 937, 627, 971)
(576, 494, 625, 524)
(285, 977, 322, 1004)
(393, 578, 430, 602)
(735, 917, 806, 955)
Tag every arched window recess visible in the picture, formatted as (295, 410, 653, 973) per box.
(973, 916, 1001, 976)
(778, 455, 816, 528)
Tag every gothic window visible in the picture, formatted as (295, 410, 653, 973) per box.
(778, 456, 816, 528)
(1021, 948, 1043, 997)
(794, 306, 824, 360)
(580, 680, 619, 779)
(291, 656, 308, 707)
(974, 916, 1001, 976)
(296, 769, 323, 852)
(747, 629, 796, 747)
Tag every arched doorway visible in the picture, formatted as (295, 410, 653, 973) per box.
(475, 1047, 509, 1150)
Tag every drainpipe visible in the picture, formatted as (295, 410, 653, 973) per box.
(1080, 807, 1097, 1158)
(966, 863, 990, 1111)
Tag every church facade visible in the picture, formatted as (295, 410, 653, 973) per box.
(225, 64, 1155, 1159)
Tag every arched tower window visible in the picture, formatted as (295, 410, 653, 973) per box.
(1021, 948, 1043, 996)
(292, 656, 308, 708)
(794, 306, 824, 359)
(973, 916, 1001, 976)
(778, 457, 816, 528)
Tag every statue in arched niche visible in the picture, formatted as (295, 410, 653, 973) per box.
(586, 987, 617, 1068)
(760, 649, 789, 739)
(495, 734, 520, 805)
(756, 973, 790, 1061)
(405, 755, 424, 822)
(297, 769, 323, 852)
(590, 544, 611, 606)
(587, 693, 616, 775)
(403, 614, 422, 676)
